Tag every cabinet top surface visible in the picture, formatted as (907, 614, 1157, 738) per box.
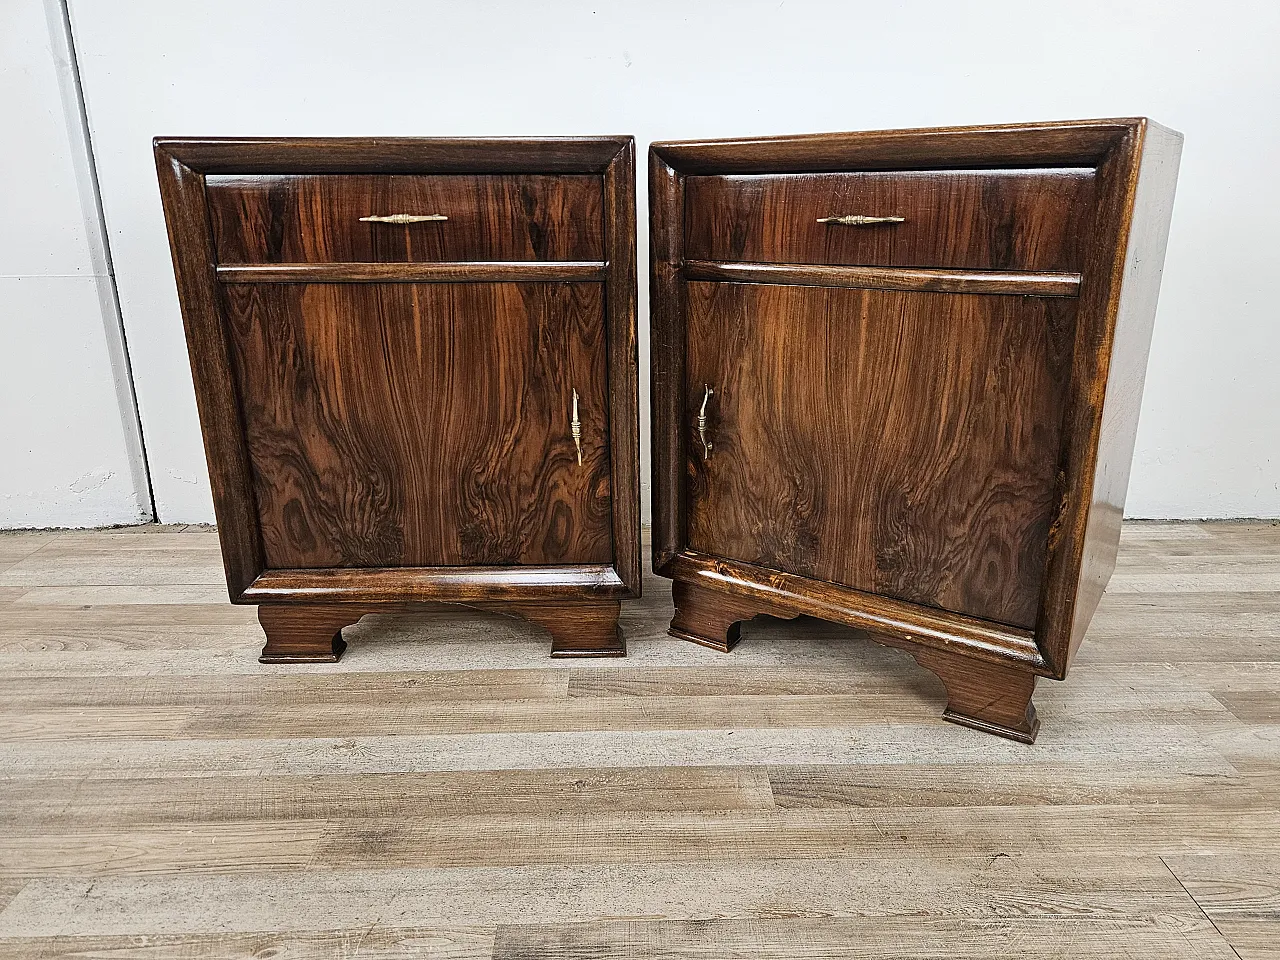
(154, 136, 635, 176)
(651, 118, 1180, 174)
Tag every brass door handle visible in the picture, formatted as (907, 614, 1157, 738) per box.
(697, 384, 714, 461)
(816, 215, 905, 225)
(571, 389, 583, 466)
(358, 214, 448, 224)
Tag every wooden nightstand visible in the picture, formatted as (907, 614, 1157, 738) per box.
(156, 136, 639, 662)
(649, 119, 1181, 741)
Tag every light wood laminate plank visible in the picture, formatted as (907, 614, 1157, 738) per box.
(0, 521, 1274, 960)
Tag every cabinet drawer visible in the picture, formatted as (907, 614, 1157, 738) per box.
(207, 173, 604, 264)
(685, 169, 1096, 273)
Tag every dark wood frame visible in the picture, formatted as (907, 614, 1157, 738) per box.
(650, 119, 1181, 739)
(155, 136, 640, 658)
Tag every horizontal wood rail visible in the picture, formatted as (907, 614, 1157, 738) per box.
(216, 261, 608, 284)
(240, 564, 629, 604)
(683, 260, 1081, 297)
(661, 550, 1049, 674)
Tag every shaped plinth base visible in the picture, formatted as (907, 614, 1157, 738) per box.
(664, 577, 1040, 743)
(256, 599, 627, 663)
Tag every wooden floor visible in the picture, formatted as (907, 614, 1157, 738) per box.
(0, 522, 1276, 958)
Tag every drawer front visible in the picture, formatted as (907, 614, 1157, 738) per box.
(684, 281, 1076, 630)
(222, 281, 613, 568)
(685, 169, 1096, 273)
(207, 174, 604, 264)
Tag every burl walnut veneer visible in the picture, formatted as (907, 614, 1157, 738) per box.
(156, 137, 640, 662)
(650, 119, 1181, 742)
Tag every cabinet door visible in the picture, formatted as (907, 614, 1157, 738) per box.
(685, 281, 1076, 630)
(221, 281, 613, 568)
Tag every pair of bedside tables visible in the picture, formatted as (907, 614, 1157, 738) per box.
(156, 119, 1181, 742)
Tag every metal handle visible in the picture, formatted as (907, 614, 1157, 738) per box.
(571, 389, 583, 466)
(816, 215, 905, 226)
(697, 384, 714, 461)
(358, 214, 448, 224)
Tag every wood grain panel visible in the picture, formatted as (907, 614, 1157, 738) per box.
(648, 151, 688, 571)
(1061, 120, 1184, 669)
(685, 168, 1096, 272)
(221, 282, 613, 569)
(602, 140, 643, 596)
(685, 281, 1076, 629)
(206, 174, 603, 264)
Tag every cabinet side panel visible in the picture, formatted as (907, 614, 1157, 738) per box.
(649, 153, 688, 570)
(154, 148, 264, 598)
(603, 143, 641, 596)
(1067, 124, 1183, 662)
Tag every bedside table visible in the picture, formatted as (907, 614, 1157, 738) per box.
(649, 119, 1181, 741)
(156, 136, 640, 662)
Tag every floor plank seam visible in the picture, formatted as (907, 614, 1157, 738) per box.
(1159, 856, 1245, 960)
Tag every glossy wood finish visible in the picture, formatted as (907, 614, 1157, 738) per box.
(665, 550, 1043, 672)
(685, 281, 1075, 630)
(686, 168, 1095, 272)
(217, 262, 607, 283)
(648, 154, 689, 576)
(652, 119, 1140, 173)
(257, 603, 354, 662)
(1061, 122, 1186, 667)
(1, 522, 1273, 957)
(511, 600, 625, 658)
(207, 174, 604, 264)
(600, 139, 643, 611)
(911, 645, 1039, 743)
(669, 580, 797, 653)
(153, 148, 264, 598)
(683, 260, 1081, 297)
(155, 137, 640, 660)
(223, 281, 612, 569)
(651, 120, 1182, 740)
(256, 599, 624, 663)
(241, 564, 629, 604)
(155, 136, 629, 174)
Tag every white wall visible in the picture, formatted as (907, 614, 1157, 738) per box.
(64, 0, 1280, 521)
(0, 0, 150, 528)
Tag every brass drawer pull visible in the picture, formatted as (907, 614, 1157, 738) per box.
(698, 384, 714, 461)
(359, 214, 448, 224)
(816, 215, 905, 226)
(571, 389, 583, 466)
